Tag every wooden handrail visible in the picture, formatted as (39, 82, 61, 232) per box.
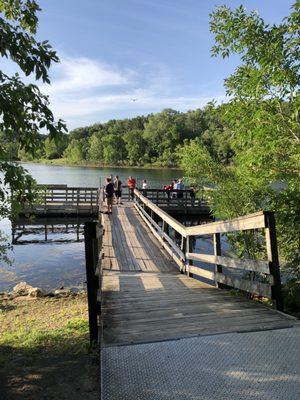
(134, 189, 187, 236)
(134, 189, 266, 236)
(134, 188, 283, 310)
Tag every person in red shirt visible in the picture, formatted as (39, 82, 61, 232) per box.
(127, 176, 136, 200)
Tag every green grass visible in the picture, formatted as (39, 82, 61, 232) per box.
(0, 294, 90, 365)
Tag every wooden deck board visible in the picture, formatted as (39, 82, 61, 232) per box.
(101, 203, 177, 273)
(100, 203, 296, 347)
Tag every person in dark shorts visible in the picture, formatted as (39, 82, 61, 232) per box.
(189, 185, 196, 205)
(142, 179, 148, 197)
(114, 175, 122, 205)
(105, 177, 114, 214)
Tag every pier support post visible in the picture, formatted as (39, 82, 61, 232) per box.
(84, 221, 100, 344)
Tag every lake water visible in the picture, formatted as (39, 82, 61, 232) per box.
(0, 163, 182, 292)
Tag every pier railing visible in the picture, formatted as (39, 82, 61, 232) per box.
(133, 188, 205, 208)
(134, 189, 283, 310)
(19, 184, 100, 215)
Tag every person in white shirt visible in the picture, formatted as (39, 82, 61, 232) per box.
(142, 179, 148, 197)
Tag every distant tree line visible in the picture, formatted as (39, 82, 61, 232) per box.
(2, 103, 234, 167)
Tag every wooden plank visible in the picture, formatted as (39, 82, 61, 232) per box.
(215, 273, 272, 298)
(188, 266, 215, 280)
(186, 252, 270, 274)
(103, 315, 292, 342)
(104, 307, 283, 329)
(135, 201, 185, 260)
(134, 189, 187, 236)
(186, 212, 266, 236)
(103, 319, 294, 346)
(135, 204, 183, 270)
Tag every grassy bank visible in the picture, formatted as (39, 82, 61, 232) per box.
(19, 158, 182, 170)
(20, 158, 181, 171)
(0, 293, 98, 400)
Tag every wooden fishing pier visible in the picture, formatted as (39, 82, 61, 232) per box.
(16, 184, 300, 399)
(17, 184, 211, 217)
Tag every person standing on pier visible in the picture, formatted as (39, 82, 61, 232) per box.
(114, 175, 123, 205)
(176, 179, 184, 199)
(104, 177, 114, 214)
(127, 176, 136, 200)
(142, 179, 148, 197)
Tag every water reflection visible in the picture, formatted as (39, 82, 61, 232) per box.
(0, 218, 91, 292)
(12, 218, 83, 244)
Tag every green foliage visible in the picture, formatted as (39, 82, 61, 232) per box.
(63, 139, 87, 163)
(44, 134, 68, 159)
(0, 0, 67, 218)
(181, 2, 300, 277)
(143, 109, 185, 163)
(22, 106, 232, 167)
(88, 132, 104, 162)
(124, 129, 147, 166)
(102, 134, 126, 164)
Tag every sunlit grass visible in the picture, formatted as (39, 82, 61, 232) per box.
(0, 294, 90, 365)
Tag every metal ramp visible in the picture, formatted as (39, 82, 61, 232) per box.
(101, 325, 300, 400)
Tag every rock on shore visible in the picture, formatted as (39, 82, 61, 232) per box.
(4, 282, 85, 299)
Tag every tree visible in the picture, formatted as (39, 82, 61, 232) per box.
(185, 109, 206, 139)
(102, 134, 126, 165)
(88, 133, 104, 162)
(44, 134, 68, 159)
(201, 103, 233, 164)
(124, 129, 147, 166)
(64, 138, 89, 163)
(181, 2, 300, 277)
(0, 0, 66, 217)
(143, 109, 185, 163)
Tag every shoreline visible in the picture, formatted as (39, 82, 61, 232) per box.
(19, 159, 183, 171)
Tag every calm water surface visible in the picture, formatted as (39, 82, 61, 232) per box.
(0, 163, 182, 291)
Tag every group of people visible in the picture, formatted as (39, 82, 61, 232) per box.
(103, 175, 194, 214)
(163, 178, 185, 198)
(103, 175, 148, 214)
(103, 175, 131, 214)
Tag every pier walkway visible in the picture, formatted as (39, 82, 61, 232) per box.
(99, 197, 299, 400)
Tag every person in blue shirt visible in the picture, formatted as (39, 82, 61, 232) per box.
(176, 179, 184, 199)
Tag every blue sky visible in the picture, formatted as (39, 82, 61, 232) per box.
(20, 1, 296, 129)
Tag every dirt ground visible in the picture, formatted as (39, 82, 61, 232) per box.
(0, 294, 99, 400)
(0, 353, 99, 400)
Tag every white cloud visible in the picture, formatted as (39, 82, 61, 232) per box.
(41, 56, 131, 94)
(38, 53, 225, 128)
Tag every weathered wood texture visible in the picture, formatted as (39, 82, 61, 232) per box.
(101, 271, 295, 346)
(100, 202, 295, 347)
(18, 185, 100, 216)
(134, 190, 284, 308)
(101, 203, 178, 273)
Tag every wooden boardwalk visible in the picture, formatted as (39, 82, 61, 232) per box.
(101, 203, 177, 273)
(100, 203, 295, 347)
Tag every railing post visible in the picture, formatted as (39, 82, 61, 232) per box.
(44, 187, 47, 213)
(84, 221, 99, 344)
(181, 236, 186, 274)
(185, 235, 193, 277)
(213, 233, 222, 287)
(77, 189, 79, 214)
(90, 189, 93, 213)
(264, 212, 284, 311)
(162, 221, 169, 236)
